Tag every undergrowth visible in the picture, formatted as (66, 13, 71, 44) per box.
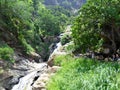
(0, 44, 14, 63)
(47, 55, 120, 90)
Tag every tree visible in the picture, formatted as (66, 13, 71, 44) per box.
(72, 0, 120, 54)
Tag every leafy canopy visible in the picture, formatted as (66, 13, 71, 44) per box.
(72, 0, 120, 53)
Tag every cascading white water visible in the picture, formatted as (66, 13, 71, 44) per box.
(12, 63, 47, 90)
(12, 71, 37, 90)
(12, 25, 71, 90)
(12, 42, 64, 90)
(48, 25, 71, 61)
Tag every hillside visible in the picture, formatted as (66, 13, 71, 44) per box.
(1, 0, 120, 90)
(44, 0, 86, 13)
(44, 0, 86, 9)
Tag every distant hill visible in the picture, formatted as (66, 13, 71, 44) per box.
(43, 0, 86, 10)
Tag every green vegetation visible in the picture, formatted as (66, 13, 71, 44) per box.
(0, 44, 14, 63)
(46, 6, 70, 30)
(44, 0, 86, 11)
(72, 0, 120, 53)
(61, 34, 71, 45)
(47, 55, 120, 90)
(0, 0, 70, 61)
(0, 0, 86, 62)
(1, 0, 120, 89)
(64, 41, 75, 53)
(44, 0, 86, 25)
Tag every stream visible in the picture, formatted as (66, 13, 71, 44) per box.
(11, 25, 71, 90)
(12, 63, 47, 90)
(11, 42, 63, 90)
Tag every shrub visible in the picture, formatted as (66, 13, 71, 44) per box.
(64, 41, 75, 53)
(0, 44, 14, 63)
(61, 34, 71, 45)
(18, 33, 35, 55)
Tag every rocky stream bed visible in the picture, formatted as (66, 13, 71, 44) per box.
(0, 26, 71, 90)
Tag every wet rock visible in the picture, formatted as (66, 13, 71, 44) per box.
(2, 76, 13, 90)
(47, 66, 61, 73)
(0, 60, 5, 68)
(11, 63, 47, 90)
(8, 77, 19, 85)
(47, 54, 55, 67)
(33, 81, 46, 90)
(13, 51, 23, 62)
(30, 52, 42, 63)
(32, 66, 61, 90)
(47, 42, 67, 67)
(0, 87, 5, 90)
(0, 59, 44, 90)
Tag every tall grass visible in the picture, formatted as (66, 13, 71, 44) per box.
(47, 55, 120, 90)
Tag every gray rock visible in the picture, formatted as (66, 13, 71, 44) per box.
(8, 77, 19, 85)
(0, 87, 5, 90)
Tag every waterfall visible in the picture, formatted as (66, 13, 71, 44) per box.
(12, 63, 47, 90)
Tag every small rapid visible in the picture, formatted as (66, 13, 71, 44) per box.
(11, 25, 71, 90)
(11, 42, 63, 90)
(12, 63, 47, 90)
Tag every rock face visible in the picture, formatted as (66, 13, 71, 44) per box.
(0, 54, 44, 90)
(0, 87, 5, 90)
(11, 63, 61, 90)
(11, 63, 47, 90)
(29, 52, 42, 63)
(0, 59, 30, 89)
(47, 42, 67, 67)
(0, 25, 72, 90)
(47, 26, 71, 67)
(32, 66, 61, 90)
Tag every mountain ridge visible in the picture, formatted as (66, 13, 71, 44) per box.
(43, 0, 86, 10)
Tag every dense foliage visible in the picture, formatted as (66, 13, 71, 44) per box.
(47, 55, 120, 90)
(61, 34, 71, 45)
(0, 0, 69, 61)
(72, 0, 120, 53)
(44, 0, 86, 10)
(0, 44, 14, 63)
(43, 0, 86, 24)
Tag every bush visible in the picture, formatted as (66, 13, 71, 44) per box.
(47, 56, 120, 90)
(64, 41, 75, 53)
(0, 44, 14, 63)
(61, 34, 71, 45)
(72, 0, 120, 53)
(18, 34, 35, 55)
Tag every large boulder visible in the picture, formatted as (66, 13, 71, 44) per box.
(29, 52, 42, 63)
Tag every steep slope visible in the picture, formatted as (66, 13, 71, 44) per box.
(44, 0, 86, 10)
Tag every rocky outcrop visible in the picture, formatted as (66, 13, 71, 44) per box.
(0, 25, 71, 90)
(0, 55, 44, 90)
(11, 63, 47, 90)
(11, 63, 61, 90)
(47, 26, 71, 67)
(29, 52, 42, 63)
(47, 42, 67, 67)
(32, 66, 61, 90)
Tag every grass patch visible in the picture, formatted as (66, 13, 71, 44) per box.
(47, 55, 120, 90)
(54, 55, 74, 66)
